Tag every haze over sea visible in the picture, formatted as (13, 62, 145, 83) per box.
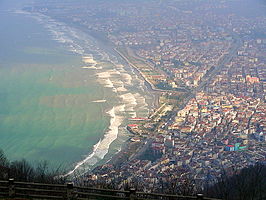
(0, 1, 152, 173)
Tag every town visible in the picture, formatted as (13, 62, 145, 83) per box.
(28, 0, 266, 192)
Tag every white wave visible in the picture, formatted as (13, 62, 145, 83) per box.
(82, 66, 97, 69)
(112, 80, 126, 92)
(112, 80, 124, 85)
(97, 72, 111, 79)
(121, 73, 132, 85)
(82, 55, 97, 64)
(82, 66, 102, 70)
(67, 105, 124, 175)
(117, 86, 127, 92)
(120, 93, 138, 113)
(65, 139, 102, 176)
(120, 93, 137, 106)
(112, 88, 118, 93)
(116, 64, 124, 69)
(104, 78, 114, 88)
(27, 12, 88, 56)
(96, 71, 117, 89)
(107, 69, 121, 75)
(92, 100, 107, 103)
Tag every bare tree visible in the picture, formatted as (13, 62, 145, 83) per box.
(9, 159, 34, 182)
(0, 149, 9, 180)
(205, 164, 266, 200)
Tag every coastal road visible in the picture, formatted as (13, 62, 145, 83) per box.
(114, 47, 189, 94)
(116, 36, 243, 161)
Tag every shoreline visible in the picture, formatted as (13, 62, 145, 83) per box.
(114, 47, 160, 108)
(77, 41, 161, 170)
(71, 34, 159, 172)
(25, 10, 160, 174)
(114, 47, 164, 93)
(95, 48, 162, 168)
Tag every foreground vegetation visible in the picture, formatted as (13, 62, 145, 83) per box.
(206, 164, 266, 200)
(0, 149, 66, 184)
(0, 149, 265, 200)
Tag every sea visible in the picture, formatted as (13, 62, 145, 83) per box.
(0, 1, 154, 175)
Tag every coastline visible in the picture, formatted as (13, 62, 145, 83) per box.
(62, 24, 160, 172)
(96, 48, 162, 168)
(43, 14, 161, 107)
(67, 29, 165, 170)
(21, 10, 160, 173)
(114, 47, 161, 108)
(114, 47, 164, 93)
(91, 47, 160, 169)
(74, 35, 161, 169)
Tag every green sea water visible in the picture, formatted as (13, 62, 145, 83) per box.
(0, 9, 111, 168)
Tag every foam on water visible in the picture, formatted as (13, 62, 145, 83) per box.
(22, 10, 151, 174)
(117, 86, 127, 92)
(67, 104, 125, 175)
(92, 100, 107, 103)
(82, 55, 97, 65)
(121, 73, 133, 85)
(65, 139, 102, 176)
(120, 93, 138, 106)
(96, 72, 111, 79)
(82, 66, 97, 69)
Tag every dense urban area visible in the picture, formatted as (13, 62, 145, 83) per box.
(27, 0, 266, 194)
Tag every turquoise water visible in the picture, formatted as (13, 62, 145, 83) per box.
(0, 10, 110, 167)
(0, 1, 153, 174)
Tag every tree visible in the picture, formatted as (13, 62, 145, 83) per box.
(0, 149, 67, 184)
(206, 163, 266, 200)
(9, 159, 35, 182)
(0, 149, 9, 179)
